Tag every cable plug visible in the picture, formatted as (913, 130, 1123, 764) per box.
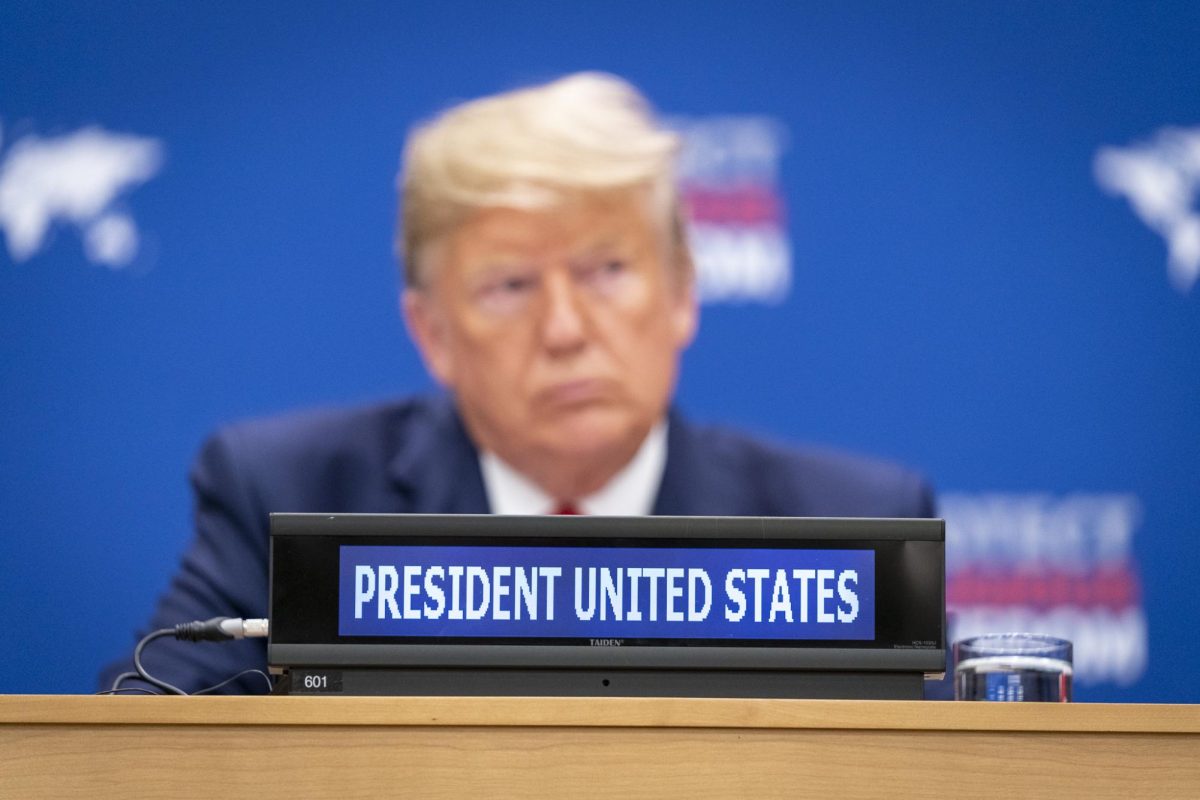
(174, 617, 269, 642)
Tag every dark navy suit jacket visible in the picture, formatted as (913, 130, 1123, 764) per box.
(100, 395, 935, 694)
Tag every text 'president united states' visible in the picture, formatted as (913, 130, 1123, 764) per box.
(338, 544, 875, 641)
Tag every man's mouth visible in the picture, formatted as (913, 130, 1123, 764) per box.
(536, 378, 611, 408)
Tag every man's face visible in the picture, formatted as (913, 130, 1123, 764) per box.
(404, 193, 697, 484)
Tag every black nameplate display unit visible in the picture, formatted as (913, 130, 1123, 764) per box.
(269, 514, 945, 699)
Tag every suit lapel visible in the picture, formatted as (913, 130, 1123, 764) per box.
(653, 410, 752, 516)
(385, 396, 490, 514)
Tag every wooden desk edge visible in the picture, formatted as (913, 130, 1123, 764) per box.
(2, 695, 1198, 734)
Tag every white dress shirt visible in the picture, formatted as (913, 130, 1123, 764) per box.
(479, 422, 668, 516)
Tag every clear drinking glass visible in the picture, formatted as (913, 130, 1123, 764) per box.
(954, 633, 1073, 702)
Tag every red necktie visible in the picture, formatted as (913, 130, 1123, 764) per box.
(553, 502, 581, 515)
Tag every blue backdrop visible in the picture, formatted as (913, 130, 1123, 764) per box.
(1, 1, 1197, 701)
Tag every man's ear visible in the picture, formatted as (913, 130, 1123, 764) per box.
(402, 288, 456, 387)
(670, 251, 700, 350)
(672, 286, 699, 350)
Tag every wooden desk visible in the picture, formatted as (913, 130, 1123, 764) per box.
(2, 695, 1197, 798)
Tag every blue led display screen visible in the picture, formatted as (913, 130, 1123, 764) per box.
(339, 545, 875, 640)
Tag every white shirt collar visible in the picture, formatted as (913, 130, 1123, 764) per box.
(479, 421, 668, 516)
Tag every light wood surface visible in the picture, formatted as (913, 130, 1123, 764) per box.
(2, 695, 1198, 799)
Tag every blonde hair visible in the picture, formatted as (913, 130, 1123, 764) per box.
(398, 72, 687, 288)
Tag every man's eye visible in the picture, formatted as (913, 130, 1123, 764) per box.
(475, 272, 539, 314)
(577, 259, 629, 287)
(499, 276, 535, 292)
(481, 275, 536, 296)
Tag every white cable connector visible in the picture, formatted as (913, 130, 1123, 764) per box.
(217, 617, 270, 639)
(175, 616, 271, 642)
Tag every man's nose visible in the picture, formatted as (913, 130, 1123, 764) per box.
(539, 271, 588, 355)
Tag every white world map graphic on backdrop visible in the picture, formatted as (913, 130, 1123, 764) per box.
(1095, 125, 1200, 293)
(0, 122, 162, 268)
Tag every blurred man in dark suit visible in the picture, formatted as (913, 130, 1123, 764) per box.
(101, 73, 933, 694)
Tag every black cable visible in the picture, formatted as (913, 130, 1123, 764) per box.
(108, 670, 141, 693)
(133, 628, 187, 695)
(99, 669, 275, 696)
(192, 669, 274, 695)
(116, 616, 272, 696)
